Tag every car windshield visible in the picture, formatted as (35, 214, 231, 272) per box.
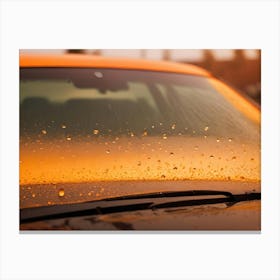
(20, 68, 260, 208)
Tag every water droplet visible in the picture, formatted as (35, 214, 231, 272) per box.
(94, 71, 103, 78)
(232, 156, 237, 160)
(66, 136, 72, 141)
(58, 189, 65, 197)
(209, 155, 214, 158)
(41, 130, 47, 135)
(228, 138, 233, 142)
(129, 132, 134, 137)
(194, 146, 199, 151)
(32, 193, 36, 198)
(170, 152, 174, 156)
(61, 125, 66, 129)
(142, 131, 148, 136)
(47, 201, 52, 205)
(159, 122, 163, 126)
(250, 158, 254, 161)
(216, 138, 220, 143)
(93, 129, 99, 135)
(151, 125, 155, 129)
(106, 149, 110, 154)
(204, 126, 209, 131)
(171, 124, 176, 130)
(162, 134, 167, 140)
(137, 161, 142, 166)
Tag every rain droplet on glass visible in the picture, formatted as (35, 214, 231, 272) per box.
(58, 189, 65, 197)
(94, 71, 103, 78)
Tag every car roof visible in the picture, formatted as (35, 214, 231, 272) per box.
(20, 53, 211, 77)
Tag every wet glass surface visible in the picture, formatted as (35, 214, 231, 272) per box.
(20, 68, 260, 208)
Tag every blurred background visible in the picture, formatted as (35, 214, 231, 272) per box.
(22, 49, 261, 104)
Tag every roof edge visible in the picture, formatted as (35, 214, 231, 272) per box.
(19, 53, 211, 77)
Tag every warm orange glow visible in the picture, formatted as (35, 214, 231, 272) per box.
(210, 79, 260, 124)
(20, 136, 260, 186)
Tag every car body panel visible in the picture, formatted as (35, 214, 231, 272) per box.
(20, 53, 211, 77)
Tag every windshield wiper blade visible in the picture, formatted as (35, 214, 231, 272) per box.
(20, 191, 260, 224)
(151, 192, 260, 210)
(103, 190, 235, 201)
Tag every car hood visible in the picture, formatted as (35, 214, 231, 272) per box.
(20, 199, 261, 231)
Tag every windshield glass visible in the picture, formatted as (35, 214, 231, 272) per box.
(20, 68, 260, 207)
